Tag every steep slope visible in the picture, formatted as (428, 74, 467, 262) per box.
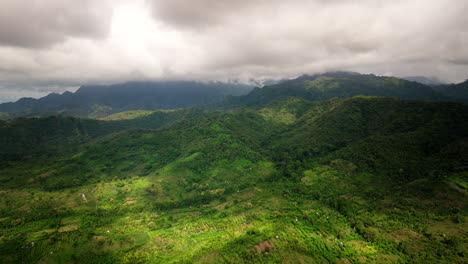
(277, 96, 468, 176)
(437, 80, 468, 102)
(0, 116, 116, 163)
(0, 107, 214, 163)
(224, 72, 443, 108)
(0, 81, 252, 119)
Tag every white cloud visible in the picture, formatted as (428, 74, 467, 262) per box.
(0, 0, 467, 102)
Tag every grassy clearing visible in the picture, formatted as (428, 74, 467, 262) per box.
(100, 110, 158, 121)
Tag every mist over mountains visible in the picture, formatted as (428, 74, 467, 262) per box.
(0, 72, 466, 120)
(402, 76, 445, 86)
(0, 81, 252, 119)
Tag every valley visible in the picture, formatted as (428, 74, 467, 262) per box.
(0, 73, 467, 263)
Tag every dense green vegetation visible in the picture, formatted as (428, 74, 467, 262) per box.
(0, 107, 213, 163)
(0, 75, 467, 263)
(222, 72, 445, 108)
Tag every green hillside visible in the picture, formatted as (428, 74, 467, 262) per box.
(438, 80, 468, 102)
(223, 72, 443, 108)
(100, 110, 158, 121)
(0, 107, 214, 163)
(0, 94, 466, 263)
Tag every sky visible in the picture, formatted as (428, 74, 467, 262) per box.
(0, 0, 467, 103)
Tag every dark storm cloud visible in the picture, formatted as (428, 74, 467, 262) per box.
(0, 0, 113, 48)
(148, 0, 262, 29)
(148, 0, 352, 30)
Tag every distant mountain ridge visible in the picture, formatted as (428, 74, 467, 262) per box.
(402, 76, 445, 86)
(0, 81, 252, 119)
(435, 79, 468, 102)
(1, 72, 467, 120)
(223, 72, 468, 108)
(223, 72, 439, 107)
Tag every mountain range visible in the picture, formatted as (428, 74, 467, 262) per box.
(0, 72, 466, 264)
(1, 72, 468, 120)
(0, 81, 252, 119)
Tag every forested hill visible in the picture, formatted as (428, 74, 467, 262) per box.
(2, 72, 468, 120)
(222, 72, 467, 108)
(0, 74, 467, 263)
(435, 79, 468, 102)
(0, 81, 252, 119)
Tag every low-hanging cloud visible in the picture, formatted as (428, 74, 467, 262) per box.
(0, 0, 467, 102)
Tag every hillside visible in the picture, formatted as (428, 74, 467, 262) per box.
(2, 73, 466, 120)
(436, 80, 468, 102)
(223, 72, 445, 108)
(277, 96, 468, 174)
(0, 81, 252, 119)
(0, 93, 466, 263)
(0, 107, 213, 163)
(402, 76, 444, 86)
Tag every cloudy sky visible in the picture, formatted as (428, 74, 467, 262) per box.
(0, 0, 467, 102)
